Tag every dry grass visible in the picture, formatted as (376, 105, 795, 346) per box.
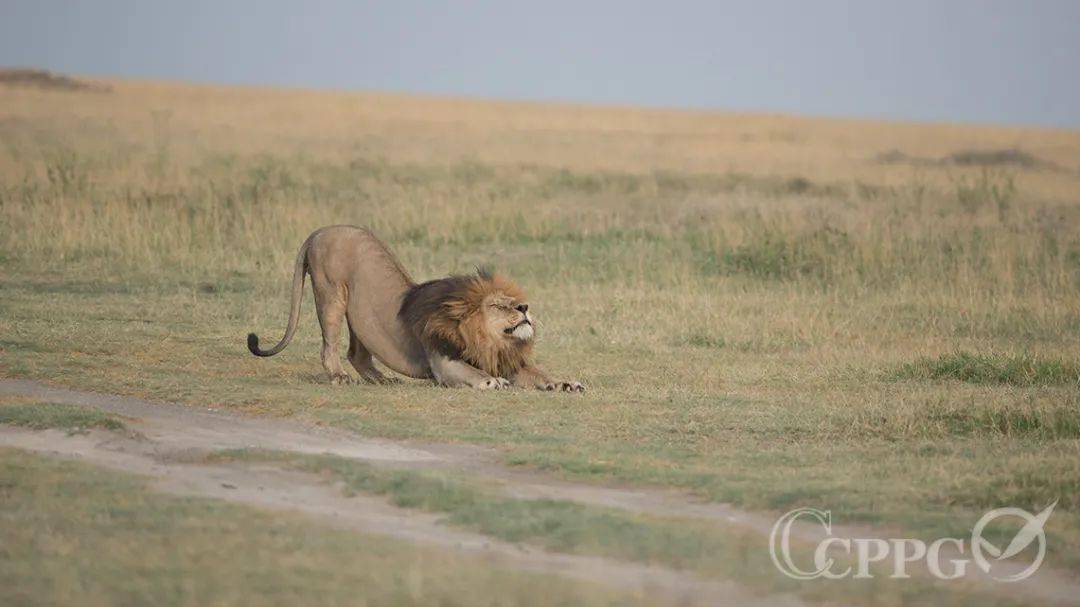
(1, 76, 1079, 580)
(2, 79, 1078, 294)
(2, 78, 1078, 195)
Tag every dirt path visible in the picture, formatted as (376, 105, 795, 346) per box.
(0, 378, 802, 607)
(1, 378, 1076, 606)
(0, 378, 783, 533)
(0, 427, 783, 607)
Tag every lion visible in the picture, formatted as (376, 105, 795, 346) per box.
(247, 225, 585, 392)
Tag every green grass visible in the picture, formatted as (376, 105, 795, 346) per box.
(1, 262, 1077, 574)
(211, 448, 765, 570)
(2, 90, 1079, 600)
(841, 394, 1080, 439)
(0, 402, 126, 433)
(207, 448, 1025, 607)
(0, 448, 644, 607)
(896, 351, 1080, 387)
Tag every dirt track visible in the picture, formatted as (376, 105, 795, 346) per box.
(0, 378, 802, 607)
(1, 378, 1076, 606)
(0, 378, 790, 531)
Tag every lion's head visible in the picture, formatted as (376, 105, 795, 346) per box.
(400, 269, 534, 377)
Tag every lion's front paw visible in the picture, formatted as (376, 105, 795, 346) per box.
(476, 377, 511, 391)
(542, 381, 585, 393)
(329, 373, 355, 386)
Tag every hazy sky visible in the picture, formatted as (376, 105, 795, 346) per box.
(2, 1, 1078, 128)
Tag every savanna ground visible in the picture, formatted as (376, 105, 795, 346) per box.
(1, 446, 649, 607)
(1, 73, 1079, 605)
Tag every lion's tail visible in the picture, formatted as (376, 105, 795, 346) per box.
(247, 237, 310, 357)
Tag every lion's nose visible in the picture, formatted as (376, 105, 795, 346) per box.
(516, 303, 529, 314)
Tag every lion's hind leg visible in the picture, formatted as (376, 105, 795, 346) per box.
(348, 333, 398, 385)
(313, 280, 352, 385)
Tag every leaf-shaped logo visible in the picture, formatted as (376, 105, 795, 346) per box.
(971, 501, 1056, 582)
(996, 501, 1056, 560)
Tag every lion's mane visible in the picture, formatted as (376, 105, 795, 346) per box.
(399, 269, 532, 378)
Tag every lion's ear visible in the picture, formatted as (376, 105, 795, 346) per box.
(475, 265, 495, 280)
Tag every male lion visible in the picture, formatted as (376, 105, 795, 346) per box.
(247, 225, 585, 392)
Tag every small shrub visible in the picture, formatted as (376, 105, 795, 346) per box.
(784, 176, 813, 194)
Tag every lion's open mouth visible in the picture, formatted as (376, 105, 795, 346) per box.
(505, 320, 534, 340)
(504, 320, 529, 334)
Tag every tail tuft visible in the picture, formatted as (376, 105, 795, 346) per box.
(247, 235, 309, 359)
(247, 333, 263, 356)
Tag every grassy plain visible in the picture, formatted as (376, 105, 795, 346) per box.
(1, 76, 1079, 579)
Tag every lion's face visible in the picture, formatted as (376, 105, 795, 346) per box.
(402, 270, 535, 378)
(482, 293, 534, 343)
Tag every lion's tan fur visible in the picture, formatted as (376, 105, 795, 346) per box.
(249, 225, 581, 391)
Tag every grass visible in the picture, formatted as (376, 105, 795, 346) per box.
(0, 448, 643, 607)
(1, 76, 1079, 596)
(207, 448, 1025, 607)
(209, 448, 766, 566)
(896, 351, 1080, 387)
(0, 402, 127, 433)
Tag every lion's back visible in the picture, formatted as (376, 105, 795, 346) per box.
(307, 226, 412, 287)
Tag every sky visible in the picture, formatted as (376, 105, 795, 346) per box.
(2, 1, 1078, 128)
